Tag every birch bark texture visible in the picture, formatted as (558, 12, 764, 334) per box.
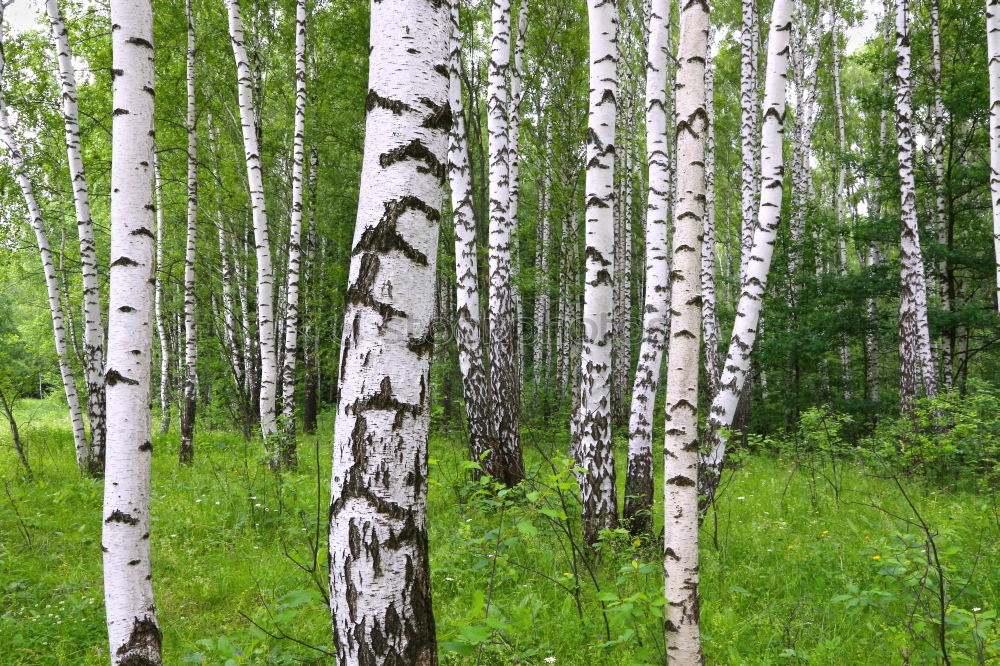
(701, 0, 793, 502)
(179, 0, 198, 464)
(578, 0, 620, 545)
(102, 0, 162, 661)
(0, 38, 89, 471)
(46, 0, 106, 475)
(280, 0, 308, 466)
(448, 2, 494, 477)
(624, 0, 671, 537)
(739, 0, 761, 280)
(988, 0, 1000, 311)
(662, 0, 708, 660)
(226, 0, 280, 444)
(326, 0, 448, 662)
(893, 0, 938, 410)
(153, 153, 171, 434)
(486, 0, 525, 485)
(702, 24, 721, 399)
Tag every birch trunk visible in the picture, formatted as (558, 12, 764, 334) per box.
(533, 114, 552, 391)
(227, 0, 280, 445)
(179, 0, 198, 464)
(448, 2, 494, 476)
(0, 43, 89, 471)
(279, 0, 308, 467)
(153, 153, 171, 434)
(701, 0, 793, 503)
(987, 0, 1000, 311)
(578, 0, 620, 545)
(487, 0, 524, 485)
(894, 0, 938, 410)
(831, 8, 852, 398)
(327, 0, 448, 660)
(929, 0, 952, 387)
(46, 0, 106, 476)
(739, 0, 761, 281)
(663, 1, 709, 659)
(702, 24, 721, 399)
(623, 0, 670, 537)
(102, 0, 163, 660)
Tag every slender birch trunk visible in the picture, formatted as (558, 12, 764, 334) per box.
(929, 0, 952, 387)
(700, 0, 793, 504)
(327, 0, 448, 660)
(302, 145, 319, 435)
(894, 0, 938, 410)
(179, 0, 198, 464)
(46, 0, 106, 476)
(448, 2, 494, 476)
(578, 0, 620, 545)
(487, 0, 524, 485)
(0, 44, 89, 471)
(739, 0, 761, 281)
(623, 0, 671, 537)
(533, 114, 552, 391)
(102, 1, 162, 660)
(152, 153, 171, 434)
(987, 0, 1000, 311)
(703, 24, 721, 400)
(831, 7, 852, 398)
(279, 0, 308, 467)
(227, 0, 279, 445)
(509, 1, 528, 396)
(663, 1, 709, 659)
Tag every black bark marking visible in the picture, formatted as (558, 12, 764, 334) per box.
(106, 369, 139, 387)
(105, 509, 139, 525)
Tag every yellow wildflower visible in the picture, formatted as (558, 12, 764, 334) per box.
(872, 555, 881, 561)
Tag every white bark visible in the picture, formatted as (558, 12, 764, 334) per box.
(448, 1, 493, 474)
(928, 0, 951, 387)
(831, 8, 852, 397)
(702, 24, 721, 399)
(280, 0, 308, 464)
(327, 0, 448, 660)
(152, 153, 171, 434)
(663, 1, 708, 660)
(180, 0, 198, 463)
(0, 38, 89, 471)
(46, 0, 105, 474)
(701, 0, 793, 499)
(894, 0, 938, 409)
(533, 113, 552, 390)
(578, 0, 620, 545)
(227, 0, 279, 443)
(624, 0, 671, 537)
(102, 0, 162, 661)
(486, 0, 524, 484)
(739, 0, 761, 282)
(987, 0, 1000, 311)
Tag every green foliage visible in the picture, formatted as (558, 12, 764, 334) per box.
(867, 382, 1000, 488)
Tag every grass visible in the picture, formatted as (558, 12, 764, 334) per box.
(1, 395, 998, 664)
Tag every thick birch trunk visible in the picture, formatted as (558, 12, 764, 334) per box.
(327, 0, 448, 660)
(623, 0, 671, 537)
(102, 1, 163, 661)
(987, 0, 1000, 311)
(0, 48, 89, 472)
(46, 0, 106, 476)
(487, 0, 524, 485)
(700, 0, 793, 503)
(227, 0, 279, 445)
(448, 2, 494, 476)
(894, 0, 938, 410)
(279, 0, 308, 468)
(578, 0, 620, 545)
(180, 0, 198, 464)
(662, 2, 708, 661)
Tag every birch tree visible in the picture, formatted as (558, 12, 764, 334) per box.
(703, 24, 721, 399)
(180, 0, 198, 464)
(279, 0, 308, 467)
(739, 0, 761, 280)
(487, 0, 524, 485)
(226, 0, 280, 446)
(893, 0, 938, 410)
(46, 0, 106, 475)
(662, 0, 708, 658)
(701, 0, 793, 504)
(448, 1, 494, 476)
(578, 0, 620, 545)
(102, 0, 163, 660)
(624, 0, 671, 537)
(929, 0, 951, 385)
(153, 153, 171, 434)
(326, 0, 448, 660)
(0, 30, 89, 471)
(988, 0, 1000, 311)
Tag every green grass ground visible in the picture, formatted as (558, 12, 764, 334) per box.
(1, 396, 997, 664)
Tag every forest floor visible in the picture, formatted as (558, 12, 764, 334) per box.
(1, 396, 998, 665)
